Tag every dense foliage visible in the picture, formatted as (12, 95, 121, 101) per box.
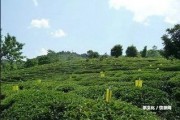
(1, 33, 25, 70)
(1, 90, 159, 120)
(126, 45, 138, 57)
(1, 57, 180, 119)
(147, 46, 162, 58)
(140, 46, 147, 57)
(87, 50, 99, 58)
(111, 44, 123, 58)
(24, 58, 38, 68)
(161, 24, 180, 59)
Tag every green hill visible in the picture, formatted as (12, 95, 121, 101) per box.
(1, 57, 180, 119)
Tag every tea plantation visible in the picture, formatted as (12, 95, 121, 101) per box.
(1, 57, 180, 120)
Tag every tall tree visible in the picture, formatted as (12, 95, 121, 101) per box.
(111, 44, 123, 58)
(1, 33, 25, 69)
(126, 45, 138, 57)
(146, 45, 161, 58)
(24, 58, 38, 68)
(161, 24, 180, 59)
(87, 50, 99, 58)
(47, 49, 56, 55)
(37, 55, 51, 65)
(141, 46, 147, 57)
(87, 50, 93, 58)
(47, 49, 59, 63)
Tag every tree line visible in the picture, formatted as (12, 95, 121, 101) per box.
(109, 44, 162, 58)
(1, 24, 180, 71)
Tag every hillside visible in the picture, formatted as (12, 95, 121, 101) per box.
(1, 57, 180, 119)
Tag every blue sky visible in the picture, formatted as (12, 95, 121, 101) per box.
(2, 0, 180, 58)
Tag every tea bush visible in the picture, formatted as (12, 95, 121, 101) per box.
(114, 87, 170, 107)
(0, 90, 160, 120)
(1, 57, 180, 119)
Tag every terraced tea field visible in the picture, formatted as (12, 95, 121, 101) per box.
(1, 57, 180, 119)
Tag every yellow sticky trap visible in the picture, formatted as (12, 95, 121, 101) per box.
(135, 80, 143, 88)
(37, 79, 41, 84)
(106, 89, 112, 102)
(100, 71, 105, 78)
(13, 85, 19, 91)
(109, 90, 112, 100)
(101, 73, 105, 77)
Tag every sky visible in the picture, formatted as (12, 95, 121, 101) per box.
(2, 0, 180, 58)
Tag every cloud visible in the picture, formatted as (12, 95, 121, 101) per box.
(51, 29, 67, 38)
(30, 19, 50, 28)
(32, 0, 38, 6)
(109, 0, 180, 24)
(40, 48, 48, 55)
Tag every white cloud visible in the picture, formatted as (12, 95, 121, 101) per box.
(30, 19, 50, 28)
(51, 29, 67, 38)
(109, 0, 180, 24)
(32, 0, 38, 6)
(40, 48, 48, 55)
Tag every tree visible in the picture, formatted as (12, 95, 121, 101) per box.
(87, 50, 99, 58)
(102, 53, 108, 58)
(140, 46, 147, 57)
(158, 49, 165, 57)
(87, 50, 94, 58)
(81, 53, 88, 58)
(37, 55, 51, 65)
(126, 45, 138, 57)
(24, 58, 38, 68)
(47, 49, 56, 55)
(93, 52, 99, 58)
(146, 45, 161, 58)
(111, 44, 123, 57)
(1, 33, 25, 69)
(161, 24, 180, 59)
(47, 49, 59, 63)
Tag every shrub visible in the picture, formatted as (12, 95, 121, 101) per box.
(55, 85, 75, 93)
(114, 87, 170, 108)
(75, 86, 106, 99)
(0, 90, 159, 120)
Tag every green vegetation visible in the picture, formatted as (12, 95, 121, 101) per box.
(1, 33, 25, 70)
(140, 46, 147, 57)
(1, 57, 180, 119)
(126, 45, 138, 57)
(147, 46, 162, 58)
(1, 24, 180, 120)
(111, 44, 123, 58)
(161, 24, 180, 59)
(87, 50, 99, 58)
